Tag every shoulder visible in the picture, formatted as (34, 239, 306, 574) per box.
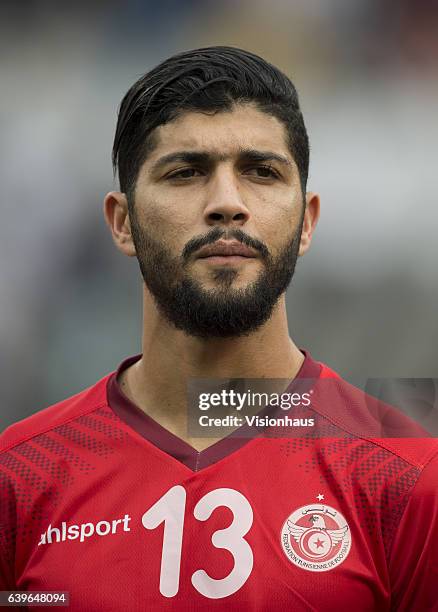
(314, 359, 438, 469)
(0, 372, 113, 454)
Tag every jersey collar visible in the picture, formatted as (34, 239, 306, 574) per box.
(107, 350, 322, 471)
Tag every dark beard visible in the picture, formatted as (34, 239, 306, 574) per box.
(130, 213, 304, 339)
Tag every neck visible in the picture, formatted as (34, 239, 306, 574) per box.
(118, 287, 304, 448)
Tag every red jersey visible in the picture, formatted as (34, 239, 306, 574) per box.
(1, 351, 437, 611)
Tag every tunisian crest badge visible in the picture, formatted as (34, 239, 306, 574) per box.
(280, 501, 352, 572)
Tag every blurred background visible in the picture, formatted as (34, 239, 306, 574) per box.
(1, 0, 438, 428)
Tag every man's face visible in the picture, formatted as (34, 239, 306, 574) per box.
(130, 102, 306, 338)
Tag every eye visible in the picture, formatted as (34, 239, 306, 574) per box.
(244, 165, 279, 179)
(167, 168, 204, 180)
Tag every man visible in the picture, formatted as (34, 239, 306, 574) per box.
(1, 47, 437, 611)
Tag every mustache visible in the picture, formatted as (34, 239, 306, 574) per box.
(182, 227, 270, 261)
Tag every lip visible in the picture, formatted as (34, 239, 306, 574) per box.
(196, 240, 257, 259)
(199, 254, 255, 265)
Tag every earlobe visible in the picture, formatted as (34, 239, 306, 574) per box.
(298, 192, 320, 257)
(103, 191, 137, 257)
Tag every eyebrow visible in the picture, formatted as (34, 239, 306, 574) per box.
(150, 148, 292, 174)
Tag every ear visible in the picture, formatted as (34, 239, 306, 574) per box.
(299, 192, 320, 256)
(103, 191, 136, 257)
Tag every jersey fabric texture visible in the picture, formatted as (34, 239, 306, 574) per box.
(1, 351, 437, 611)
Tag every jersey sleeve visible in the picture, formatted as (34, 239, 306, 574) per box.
(0, 469, 16, 591)
(0, 543, 15, 590)
(388, 449, 438, 610)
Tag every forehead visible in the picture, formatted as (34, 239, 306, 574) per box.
(147, 103, 291, 161)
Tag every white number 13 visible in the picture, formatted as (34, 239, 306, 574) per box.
(141, 485, 254, 599)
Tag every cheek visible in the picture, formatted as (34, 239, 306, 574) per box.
(256, 201, 300, 253)
(135, 197, 195, 252)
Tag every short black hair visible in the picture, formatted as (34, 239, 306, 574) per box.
(112, 46, 309, 204)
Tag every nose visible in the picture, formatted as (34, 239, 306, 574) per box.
(203, 167, 251, 226)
